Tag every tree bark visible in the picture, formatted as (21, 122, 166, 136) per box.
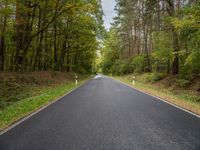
(165, 0, 180, 75)
(0, 16, 6, 71)
(172, 28, 179, 75)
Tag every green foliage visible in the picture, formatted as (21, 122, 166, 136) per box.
(138, 72, 167, 83)
(101, 28, 121, 74)
(101, 2, 200, 80)
(171, 5, 200, 32)
(184, 51, 200, 74)
(174, 78, 190, 88)
(111, 59, 132, 75)
(131, 55, 146, 73)
(170, 4, 200, 76)
(151, 32, 173, 73)
(0, 0, 104, 73)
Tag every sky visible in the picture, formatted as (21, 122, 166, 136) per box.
(101, 0, 116, 29)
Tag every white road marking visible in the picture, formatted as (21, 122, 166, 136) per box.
(1, 76, 199, 136)
(0, 80, 90, 135)
(112, 78, 200, 119)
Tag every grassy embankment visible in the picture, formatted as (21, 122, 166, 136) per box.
(0, 72, 90, 131)
(114, 73, 200, 115)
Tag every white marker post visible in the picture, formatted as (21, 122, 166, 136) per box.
(132, 76, 135, 85)
(75, 75, 78, 85)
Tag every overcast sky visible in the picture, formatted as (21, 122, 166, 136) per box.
(101, 0, 116, 29)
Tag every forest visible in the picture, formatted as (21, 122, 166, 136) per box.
(101, 0, 200, 78)
(0, 0, 104, 73)
(1, 0, 199, 76)
(0, 0, 200, 145)
(0, 0, 200, 132)
(0, 0, 105, 128)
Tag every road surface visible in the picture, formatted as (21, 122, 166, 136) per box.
(0, 76, 200, 150)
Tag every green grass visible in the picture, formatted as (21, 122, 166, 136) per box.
(0, 79, 88, 130)
(114, 76, 200, 115)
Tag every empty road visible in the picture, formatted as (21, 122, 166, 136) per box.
(0, 76, 200, 150)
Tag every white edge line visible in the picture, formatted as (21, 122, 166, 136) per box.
(111, 77, 200, 119)
(0, 80, 91, 135)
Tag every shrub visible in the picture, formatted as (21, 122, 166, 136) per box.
(131, 55, 146, 73)
(151, 72, 167, 82)
(111, 59, 133, 75)
(174, 78, 190, 88)
(138, 72, 167, 83)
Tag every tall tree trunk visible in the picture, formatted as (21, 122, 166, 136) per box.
(157, 0, 161, 31)
(172, 28, 179, 75)
(15, 0, 33, 71)
(0, 16, 6, 71)
(0, 37, 4, 71)
(33, 30, 44, 71)
(165, 0, 180, 75)
(66, 48, 70, 72)
(53, 24, 58, 70)
(59, 35, 67, 71)
(143, 13, 151, 72)
(15, 0, 23, 70)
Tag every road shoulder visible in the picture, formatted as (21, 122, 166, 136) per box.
(112, 76, 200, 118)
(0, 78, 90, 134)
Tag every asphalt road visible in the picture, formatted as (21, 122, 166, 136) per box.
(0, 76, 200, 150)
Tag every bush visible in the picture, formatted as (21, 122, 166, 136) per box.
(138, 72, 167, 83)
(131, 55, 146, 73)
(174, 78, 190, 88)
(151, 72, 167, 82)
(110, 59, 133, 75)
(101, 59, 113, 74)
(184, 51, 200, 74)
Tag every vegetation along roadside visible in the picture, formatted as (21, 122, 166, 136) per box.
(100, 1, 200, 116)
(114, 74, 200, 116)
(0, 72, 90, 131)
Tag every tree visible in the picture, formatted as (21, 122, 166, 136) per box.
(0, 0, 104, 73)
(101, 0, 200, 77)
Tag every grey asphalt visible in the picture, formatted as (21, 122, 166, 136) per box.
(0, 76, 200, 150)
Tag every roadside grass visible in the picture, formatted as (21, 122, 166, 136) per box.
(0, 78, 89, 131)
(0, 72, 83, 109)
(114, 75, 200, 116)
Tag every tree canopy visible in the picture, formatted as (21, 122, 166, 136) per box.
(101, 0, 200, 77)
(0, 0, 104, 73)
